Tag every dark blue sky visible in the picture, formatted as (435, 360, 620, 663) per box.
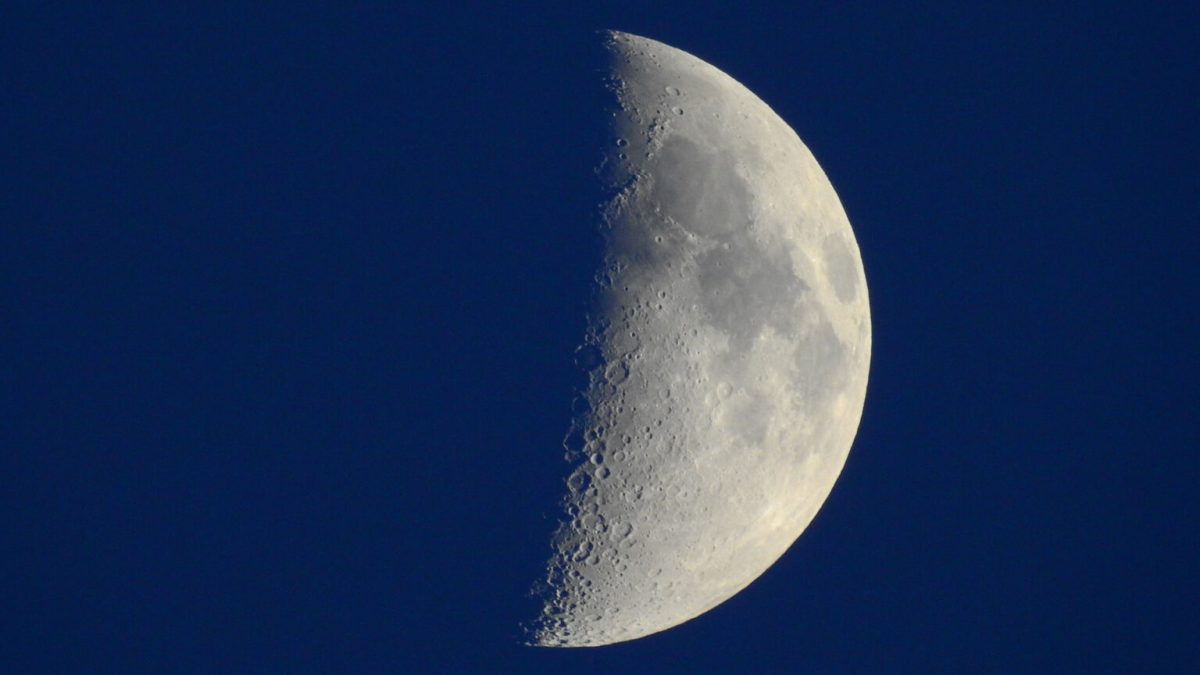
(4, 3, 1197, 672)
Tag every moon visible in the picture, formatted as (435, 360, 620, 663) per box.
(528, 31, 871, 647)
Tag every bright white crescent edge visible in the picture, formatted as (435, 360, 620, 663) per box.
(527, 30, 871, 647)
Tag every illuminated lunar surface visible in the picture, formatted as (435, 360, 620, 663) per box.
(528, 31, 871, 647)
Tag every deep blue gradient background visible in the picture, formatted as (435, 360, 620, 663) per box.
(3, 3, 1196, 672)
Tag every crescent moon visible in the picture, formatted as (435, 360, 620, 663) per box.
(529, 31, 871, 647)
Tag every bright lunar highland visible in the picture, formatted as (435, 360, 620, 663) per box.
(528, 31, 871, 647)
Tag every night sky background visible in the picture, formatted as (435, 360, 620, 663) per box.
(4, 3, 1197, 672)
